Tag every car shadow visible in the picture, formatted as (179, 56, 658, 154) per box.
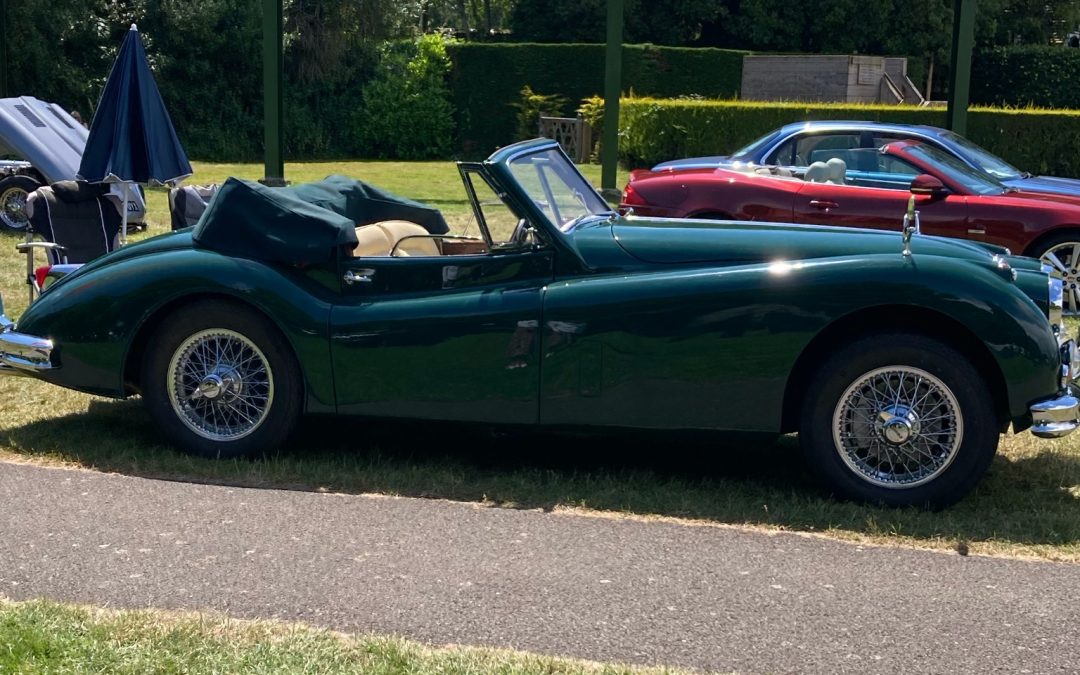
(3, 397, 1080, 551)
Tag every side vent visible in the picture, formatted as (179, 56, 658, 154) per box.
(46, 107, 74, 129)
(14, 104, 45, 128)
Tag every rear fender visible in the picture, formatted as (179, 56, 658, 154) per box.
(16, 248, 338, 412)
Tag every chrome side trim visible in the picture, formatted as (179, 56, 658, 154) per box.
(1030, 394, 1080, 438)
(1049, 275, 1064, 339)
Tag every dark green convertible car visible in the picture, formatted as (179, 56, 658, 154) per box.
(1, 138, 1077, 507)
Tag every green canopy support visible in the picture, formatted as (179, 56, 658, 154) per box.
(946, 0, 977, 136)
(600, 0, 624, 192)
(261, 0, 285, 186)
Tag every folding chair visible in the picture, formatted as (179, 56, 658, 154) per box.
(21, 180, 121, 304)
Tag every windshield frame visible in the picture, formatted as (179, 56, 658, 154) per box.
(502, 146, 613, 233)
(899, 143, 1008, 196)
(938, 130, 1023, 181)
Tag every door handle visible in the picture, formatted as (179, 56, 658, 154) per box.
(809, 200, 839, 210)
(343, 268, 376, 285)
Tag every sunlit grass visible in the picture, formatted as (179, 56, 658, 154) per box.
(0, 599, 703, 675)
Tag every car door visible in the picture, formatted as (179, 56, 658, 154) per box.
(792, 150, 969, 239)
(329, 166, 552, 424)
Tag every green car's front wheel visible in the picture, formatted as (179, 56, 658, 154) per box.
(800, 332, 999, 509)
(141, 300, 302, 458)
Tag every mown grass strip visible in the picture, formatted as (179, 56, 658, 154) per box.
(0, 598, 702, 674)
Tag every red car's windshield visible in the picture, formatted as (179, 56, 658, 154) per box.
(900, 143, 1007, 196)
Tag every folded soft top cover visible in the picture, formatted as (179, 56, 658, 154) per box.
(192, 174, 450, 266)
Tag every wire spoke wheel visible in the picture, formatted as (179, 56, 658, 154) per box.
(0, 185, 29, 229)
(1040, 241, 1080, 317)
(832, 366, 963, 489)
(167, 329, 274, 441)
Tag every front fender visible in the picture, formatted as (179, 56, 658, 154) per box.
(16, 248, 338, 413)
(783, 254, 1060, 424)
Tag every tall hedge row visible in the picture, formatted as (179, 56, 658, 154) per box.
(972, 46, 1080, 110)
(615, 98, 1080, 176)
(446, 43, 747, 158)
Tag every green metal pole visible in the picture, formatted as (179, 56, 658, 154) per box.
(601, 0, 624, 193)
(262, 0, 285, 185)
(946, 0, 976, 136)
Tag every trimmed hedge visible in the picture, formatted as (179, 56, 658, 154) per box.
(446, 43, 747, 158)
(616, 98, 1080, 177)
(973, 46, 1080, 110)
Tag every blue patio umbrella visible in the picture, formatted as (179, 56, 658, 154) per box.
(79, 23, 192, 239)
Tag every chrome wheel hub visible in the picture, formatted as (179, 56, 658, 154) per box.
(167, 329, 274, 441)
(1041, 242, 1080, 317)
(832, 367, 963, 489)
(195, 368, 242, 401)
(876, 405, 921, 445)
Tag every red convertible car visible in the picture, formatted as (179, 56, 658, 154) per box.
(622, 141, 1080, 313)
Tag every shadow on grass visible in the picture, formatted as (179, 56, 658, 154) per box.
(3, 397, 1080, 552)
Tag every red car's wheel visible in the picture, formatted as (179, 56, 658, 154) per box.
(1031, 231, 1080, 317)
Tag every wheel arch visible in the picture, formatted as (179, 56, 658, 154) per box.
(1022, 226, 1080, 258)
(780, 304, 1011, 434)
(122, 292, 307, 405)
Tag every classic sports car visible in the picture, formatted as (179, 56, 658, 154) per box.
(0, 139, 1077, 508)
(625, 141, 1080, 314)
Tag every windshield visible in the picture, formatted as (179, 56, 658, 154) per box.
(902, 143, 1008, 196)
(730, 129, 783, 160)
(939, 130, 1023, 180)
(507, 148, 611, 231)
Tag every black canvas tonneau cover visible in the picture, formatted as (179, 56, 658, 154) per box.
(287, 174, 449, 235)
(192, 175, 449, 266)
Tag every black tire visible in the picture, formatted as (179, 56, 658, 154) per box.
(141, 300, 303, 459)
(799, 332, 999, 509)
(0, 174, 41, 230)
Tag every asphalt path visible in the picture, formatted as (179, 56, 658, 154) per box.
(1, 461, 1078, 675)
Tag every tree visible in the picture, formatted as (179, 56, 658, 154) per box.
(509, 0, 721, 45)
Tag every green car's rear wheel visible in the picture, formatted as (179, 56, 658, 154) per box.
(141, 300, 302, 458)
(800, 332, 999, 509)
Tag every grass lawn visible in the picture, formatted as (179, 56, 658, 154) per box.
(0, 159, 1078, 562)
(0, 599, 699, 674)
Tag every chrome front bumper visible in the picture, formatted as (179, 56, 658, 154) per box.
(1031, 394, 1080, 438)
(1030, 337, 1080, 438)
(0, 312, 54, 376)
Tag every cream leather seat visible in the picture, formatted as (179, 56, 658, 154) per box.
(804, 161, 830, 183)
(825, 158, 847, 185)
(352, 220, 440, 257)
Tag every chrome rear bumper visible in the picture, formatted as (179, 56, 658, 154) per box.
(0, 312, 54, 376)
